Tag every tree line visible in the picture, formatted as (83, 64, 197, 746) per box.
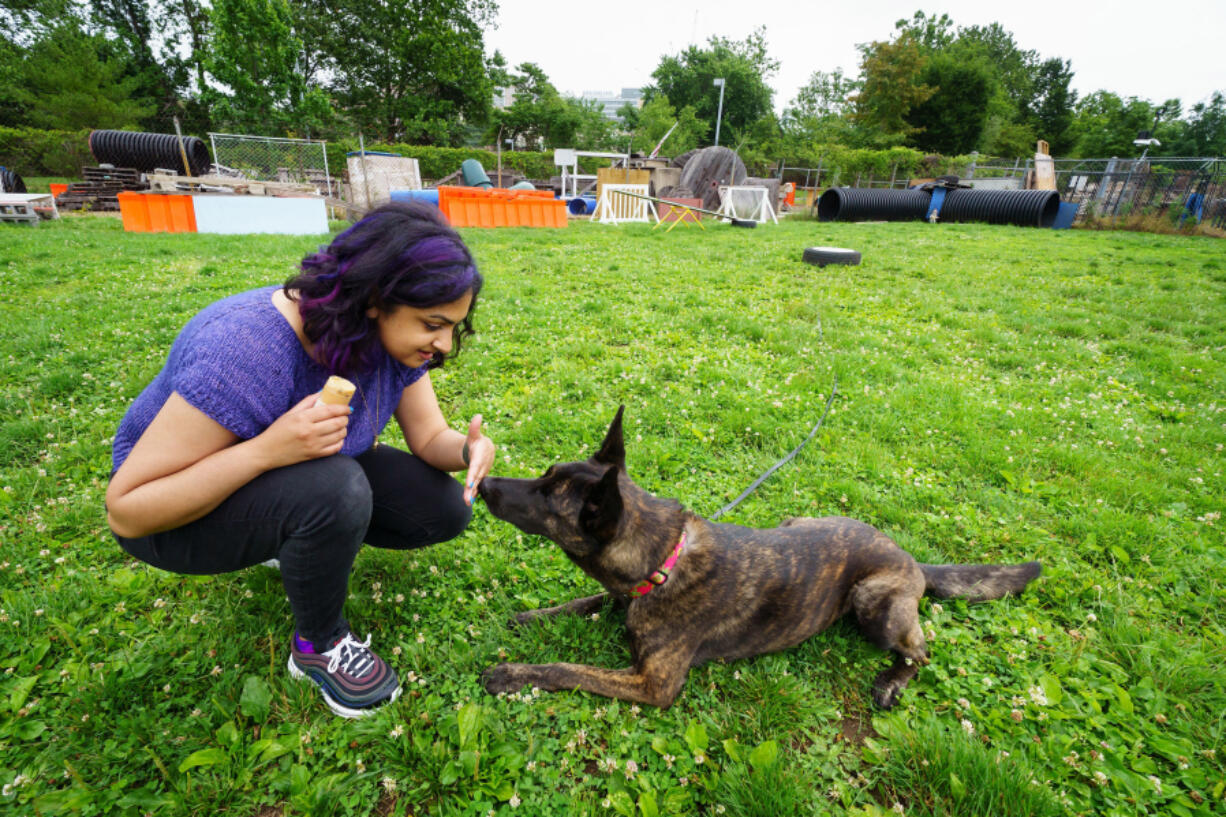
(2, 2, 1223, 165)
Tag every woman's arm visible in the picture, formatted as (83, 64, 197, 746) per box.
(106, 391, 351, 538)
(393, 374, 494, 504)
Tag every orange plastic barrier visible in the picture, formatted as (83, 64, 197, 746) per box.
(437, 186, 566, 228)
(49, 183, 69, 198)
(117, 192, 197, 233)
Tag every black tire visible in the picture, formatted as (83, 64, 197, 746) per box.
(0, 168, 26, 193)
(730, 218, 757, 228)
(802, 246, 861, 267)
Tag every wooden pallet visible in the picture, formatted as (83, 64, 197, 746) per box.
(57, 166, 148, 211)
(83, 166, 142, 186)
(147, 172, 317, 197)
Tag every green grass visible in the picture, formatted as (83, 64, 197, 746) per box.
(1, 214, 1223, 816)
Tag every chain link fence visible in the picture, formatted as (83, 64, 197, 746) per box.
(965, 156, 1225, 227)
(207, 133, 335, 197)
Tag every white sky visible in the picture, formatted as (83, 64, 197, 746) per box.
(483, 0, 1225, 114)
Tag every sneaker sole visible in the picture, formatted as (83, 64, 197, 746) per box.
(287, 655, 402, 719)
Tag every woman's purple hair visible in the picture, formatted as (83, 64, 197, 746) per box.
(284, 201, 483, 376)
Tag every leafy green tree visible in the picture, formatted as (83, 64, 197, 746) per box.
(1169, 92, 1226, 156)
(647, 26, 778, 141)
(1025, 57, 1077, 153)
(1068, 92, 1161, 157)
(850, 33, 935, 145)
(906, 52, 992, 154)
(6, 20, 154, 129)
(781, 69, 859, 148)
(204, 0, 331, 136)
(318, 0, 495, 145)
(623, 94, 705, 156)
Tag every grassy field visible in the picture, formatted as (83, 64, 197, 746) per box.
(1, 213, 1223, 816)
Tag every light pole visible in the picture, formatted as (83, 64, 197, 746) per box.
(713, 77, 726, 147)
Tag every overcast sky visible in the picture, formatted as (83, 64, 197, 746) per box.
(483, 0, 1224, 114)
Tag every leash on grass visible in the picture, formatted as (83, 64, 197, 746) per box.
(710, 319, 840, 521)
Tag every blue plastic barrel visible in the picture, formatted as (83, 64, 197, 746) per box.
(1051, 201, 1079, 230)
(390, 189, 440, 206)
(567, 196, 597, 215)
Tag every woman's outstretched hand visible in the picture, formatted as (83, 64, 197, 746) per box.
(463, 414, 495, 506)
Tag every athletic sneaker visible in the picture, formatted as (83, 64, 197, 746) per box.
(260, 558, 281, 569)
(288, 631, 401, 718)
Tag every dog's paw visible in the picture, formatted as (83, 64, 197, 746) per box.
(481, 663, 529, 695)
(872, 679, 905, 709)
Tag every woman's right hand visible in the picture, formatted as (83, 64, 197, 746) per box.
(252, 393, 352, 469)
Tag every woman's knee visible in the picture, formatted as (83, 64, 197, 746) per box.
(434, 486, 473, 542)
(287, 456, 373, 538)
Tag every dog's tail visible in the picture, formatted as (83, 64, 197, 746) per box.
(920, 561, 1041, 602)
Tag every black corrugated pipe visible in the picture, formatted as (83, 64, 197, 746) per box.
(88, 129, 212, 175)
(819, 186, 1061, 228)
(818, 188, 930, 222)
(940, 188, 1060, 228)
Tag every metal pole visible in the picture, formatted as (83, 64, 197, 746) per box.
(713, 78, 726, 147)
(321, 139, 332, 199)
(359, 133, 372, 212)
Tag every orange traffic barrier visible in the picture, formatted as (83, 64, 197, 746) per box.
(117, 192, 197, 233)
(49, 183, 69, 198)
(437, 186, 566, 228)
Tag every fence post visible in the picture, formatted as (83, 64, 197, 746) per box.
(358, 134, 372, 212)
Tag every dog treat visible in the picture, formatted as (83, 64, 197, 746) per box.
(316, 375, 356, 407)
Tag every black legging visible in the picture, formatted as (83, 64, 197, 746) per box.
(113, 445, 471, 647)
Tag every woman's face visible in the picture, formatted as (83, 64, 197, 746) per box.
(371, 289, 474, 367)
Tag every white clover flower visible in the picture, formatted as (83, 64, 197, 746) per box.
(961, 719, 975, 736)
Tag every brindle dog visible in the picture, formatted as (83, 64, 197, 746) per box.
(479, 407, 1041, 709)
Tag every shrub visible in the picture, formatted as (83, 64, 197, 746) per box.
(0, 126, 91, 176)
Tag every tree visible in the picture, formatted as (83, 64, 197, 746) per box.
(906, 52, 992, 155)
(1026, 57, 1077, 153)
(1068, 92, 1160, 157)
(647, 27, 778, 141)
(1172, 92, 1226, 156)
(320, 0, 496, 145)
(6, 20, 154, 129)
(623, 94, 705, 156)
(850, 33, 935, 145)
(781, 69, 859, 148)
(203, 0, 331, 136)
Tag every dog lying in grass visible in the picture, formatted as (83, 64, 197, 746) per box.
(478, 407, 1040, 708)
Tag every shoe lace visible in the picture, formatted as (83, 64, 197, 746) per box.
(323, 633, 376, 678)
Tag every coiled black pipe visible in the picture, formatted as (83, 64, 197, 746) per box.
(88, 130, 212, 175)
(817, 188, 930, 222)
(818, 186, 1061, 228)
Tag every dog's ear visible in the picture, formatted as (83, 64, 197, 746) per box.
(593, 405, 625, 469)
(580, 466, 623, 544)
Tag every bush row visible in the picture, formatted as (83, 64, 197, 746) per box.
(2, 126, 991, 187)
(0, 127, 93, 177)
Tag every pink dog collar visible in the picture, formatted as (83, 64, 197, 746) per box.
(629, 530, 688, 598)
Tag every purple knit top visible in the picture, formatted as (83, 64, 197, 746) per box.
(111, 285, 427, 471)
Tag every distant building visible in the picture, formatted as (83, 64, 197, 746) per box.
(492, 87, 515, 110)
(581, 88, 643, 120)
(493, 86, 643, 121)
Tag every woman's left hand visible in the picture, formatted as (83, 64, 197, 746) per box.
(462, 414, 495, 506)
